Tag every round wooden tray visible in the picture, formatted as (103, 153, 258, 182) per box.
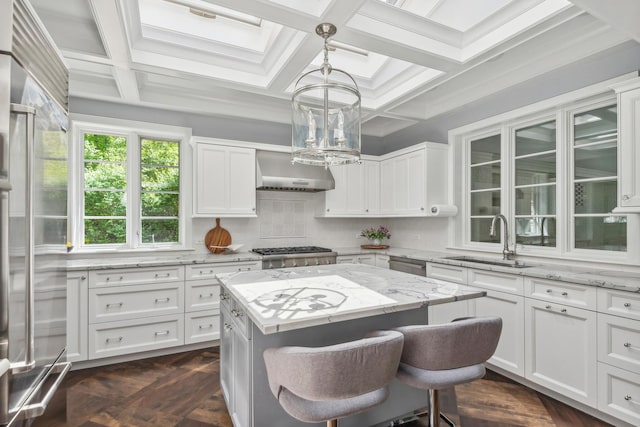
(360, 244, 390, 249)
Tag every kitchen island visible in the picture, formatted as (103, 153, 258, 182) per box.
(217, 263, 486, 427)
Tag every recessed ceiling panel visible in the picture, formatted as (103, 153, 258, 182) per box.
(266, 0, 333, 17)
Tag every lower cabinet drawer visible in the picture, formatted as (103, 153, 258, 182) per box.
(598, 362, 640, 426)
(426, 263, 467, 284)
(185, 310, 220, 344)
(185, 281, 220, 312)
(89, 314, 184, 359)
(468, 269, 524, 295)
(525, 277, 597, 310)
(89, 282, 183, 323)
(598, 313, 640, 372)
(598, 288, 640, 321)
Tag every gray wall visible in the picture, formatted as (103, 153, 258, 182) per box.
(387, 41, 640, 150)
(70, 41, 640, 155)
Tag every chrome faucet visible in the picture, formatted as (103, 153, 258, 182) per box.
(490, 214, 515, 260)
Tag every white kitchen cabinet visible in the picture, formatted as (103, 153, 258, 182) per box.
(524, 298, 597, 406)
(375, 254, 390, 269)
(220, 293, 252, 427)
(193, 142, 256, 217)
(322, 159, 379, 216)
(66, 271, 88, 362)
(598, 362, 640, 426)
(475, 289, 525, 375)
(612, 78, 640, 212)
(598, 285, 640, 322)
(468, 269, 525, 375)
(426, 262, 472, 324)
(426, 262, 467, 284)
(336, 254, 376, 265)
(86, 266, 185, 360)
(379, 143, 447, 216)
(186, 309, 220, 344)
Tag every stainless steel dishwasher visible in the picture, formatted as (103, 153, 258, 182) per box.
(388, 256, 427, 276)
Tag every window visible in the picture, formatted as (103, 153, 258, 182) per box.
(72, 116, 190, 251)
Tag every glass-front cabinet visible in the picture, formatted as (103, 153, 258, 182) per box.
(455, 81, 636, 261)
(572, 104, 626, 252)
(469, 134, 501, 243)
(514, 120, 557, 247)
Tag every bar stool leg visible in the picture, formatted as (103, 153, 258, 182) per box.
(327, 419, 338, 427)
(429, 389, 439, 427)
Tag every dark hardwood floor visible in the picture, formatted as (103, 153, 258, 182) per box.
(34, 348, 612, 427)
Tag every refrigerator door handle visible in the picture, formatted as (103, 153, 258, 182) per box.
(15, 362, 71, 420)
(9, 104, 36, 374)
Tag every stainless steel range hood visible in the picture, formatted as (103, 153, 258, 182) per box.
(256, 150, 335, 192)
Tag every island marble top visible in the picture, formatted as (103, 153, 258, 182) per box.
(216, 263, 486, 334)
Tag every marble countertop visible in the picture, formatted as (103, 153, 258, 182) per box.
(334, 247, 640, 293)
(65, 251, 262, 271)
(217, 263, 485, 334)
(65, 246, 640, 293)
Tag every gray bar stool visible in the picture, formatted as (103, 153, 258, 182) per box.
(263, 330, 404, 427)
(394, 316, 502, 427)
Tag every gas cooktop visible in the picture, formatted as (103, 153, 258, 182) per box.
(251, 246, 333, 256)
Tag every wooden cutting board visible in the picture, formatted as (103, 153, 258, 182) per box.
(205, 218, 232, 254)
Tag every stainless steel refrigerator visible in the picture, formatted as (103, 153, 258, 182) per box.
(1, 0, 70, 425)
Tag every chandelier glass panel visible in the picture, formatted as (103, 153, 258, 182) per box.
(291, 23, 361, 167)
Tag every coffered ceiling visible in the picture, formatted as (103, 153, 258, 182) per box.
(29, 0, 639, 138)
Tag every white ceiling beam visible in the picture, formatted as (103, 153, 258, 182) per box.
(89, 0, 140, 101)
(568, 0, 640, 43)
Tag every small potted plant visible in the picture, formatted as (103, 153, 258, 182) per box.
(360, 225, 391, 248)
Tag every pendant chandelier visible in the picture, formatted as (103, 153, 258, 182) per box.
(291, 23, 361, 167)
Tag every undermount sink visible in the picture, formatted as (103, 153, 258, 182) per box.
(444, 255, 535, 269)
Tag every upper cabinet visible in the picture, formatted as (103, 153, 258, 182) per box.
(612, 77, 640, 212)
(319, 143, 448, 217)
(193, 141, 256, 217)
(380, 143, 448, 217)
(322, 159, 380, 216)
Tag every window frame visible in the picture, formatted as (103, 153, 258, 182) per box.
(69, 114, 192, 252)
(448, 74, 639, 265)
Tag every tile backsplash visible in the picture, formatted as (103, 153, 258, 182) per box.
(192, 191, 449, 253)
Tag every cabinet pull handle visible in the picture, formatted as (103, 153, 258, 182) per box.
(546, 289, 552, 293)
(105, 336, 123, 343)
(219, 293, 228, 300)
(155, 297, 170, 303)
(154, 330, 170, 336)
(231, 309, 243, 317)
(560, 308, 567, 313)
(545, 305, 552, 309)
(199, 293, 214, 298)
(199, 324, 214, 330)
(105, 302, 123, 308)
(155, 273, 171, 278)
(624, 303, 631, 308)
(561, 292, 568, 296)
(237, 267, 251, 272)
(624, 395, 640, 405)
(224, 322, 232, 331)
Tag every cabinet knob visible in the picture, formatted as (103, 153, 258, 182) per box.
(560, 308, 567, 313)
(326, 208, 330, 212)
(224, 322, 233, 331)
(252, 207, 256, 211)
(81, 276, 86, 280)
(546, 289, 552, 293)
(622, 194, 630, 201)
(624, 302, 631, 308)
(624, 395, 640, 405)
(420, 207, 425, 211)
(624, 342, 633, 348)
(561, 292, 568, 296)
(545, 305, 552, 309)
